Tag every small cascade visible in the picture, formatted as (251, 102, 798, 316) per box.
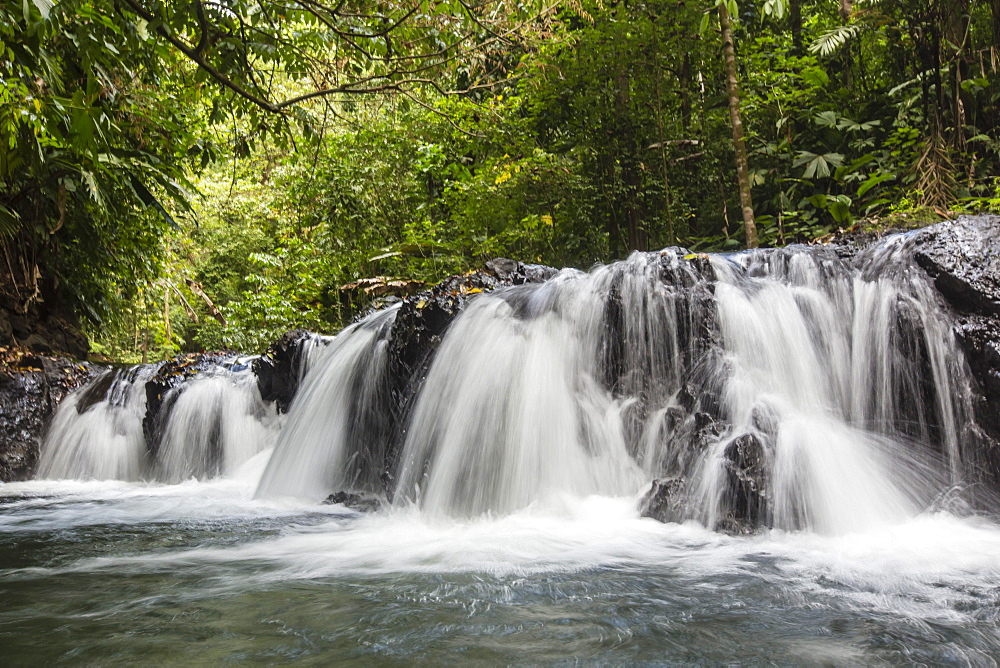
(255, 307, 399, 501)
(151, 368, 279, 482)
(37, 366, 155, 481)
(37, 357, 281, 482)
(34, 229, 996, 534)
(394, 284, 645, 516)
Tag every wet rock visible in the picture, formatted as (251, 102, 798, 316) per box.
(322, 491, 382, 512)
(716, 433, 769, 534)
(142, 352, 233, 458)
(599, 284, 626, 393)
(0, 349, 103, 481)
(910, 216, 1000, 479)
(386, 259, 558, 390)
(252, 329, 317, 414)
(911, 215, 1000, 315)
(639, 477, 686, 523)
(75, 370, 117, 414)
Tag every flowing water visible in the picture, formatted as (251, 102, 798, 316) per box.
(4, 236, 1000, 664)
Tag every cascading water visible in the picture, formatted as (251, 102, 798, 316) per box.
(36, 366, 156, 481)
(255, 307, 398, 501)
(7, 224, 1000, 663)
(37, 358, 280, 482)
(33, 235, 988, 533)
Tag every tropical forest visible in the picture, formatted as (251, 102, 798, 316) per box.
(3, 1, 1000, 664)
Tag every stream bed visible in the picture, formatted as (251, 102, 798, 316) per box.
(2, 467, 999, 665)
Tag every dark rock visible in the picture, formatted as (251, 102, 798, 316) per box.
(1, 306, 88, 359)
(252, 329, 317, 414)
(639, 477, 686, 523)
(75, 370, 117, 414)
(909, 216, 1000, 482)
(322, 491, 382, 512)
(0, 350, 103, 481)
(142, 352, 232, 458)
(716, 433, 769, 533)
(485, 257, 558, 285)
(599, 283, 625, 393)
(911, 215, 1000, 315)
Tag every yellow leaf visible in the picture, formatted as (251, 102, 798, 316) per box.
(416, 298, 427, 309)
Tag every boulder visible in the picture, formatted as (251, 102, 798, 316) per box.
(0, 349, 102, 481)
(716, 433, 769, 534)
(322, 491, 382, 512)
(252, 329, 318, 414)
(909, 216, 1000, 481)
(639, 477, 686, 523)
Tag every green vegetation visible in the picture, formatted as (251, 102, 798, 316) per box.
(4, 0, 1000, 359)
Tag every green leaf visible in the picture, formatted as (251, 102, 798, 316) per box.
(762, 0, 786, 19)
(813, 111, 838, 128)
(129, 174, 180, 230)
(30, 0, 52, 19)
(799, 66, 829, 88)
(856, 173, 896, 197)
(698, 11, 711, 35)
(0, 203, 21, 238)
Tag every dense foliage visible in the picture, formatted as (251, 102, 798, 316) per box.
(4, 0, 1000, 359)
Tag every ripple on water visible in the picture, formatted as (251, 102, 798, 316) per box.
(1, 481, 999, 664)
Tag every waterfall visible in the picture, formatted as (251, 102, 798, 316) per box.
(38, 359, 278, 482)
(255, 307, 398, 501)
(37, 366, 155, 481)
(35, 234, 990, 534)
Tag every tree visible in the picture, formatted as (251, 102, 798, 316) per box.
(715, 0, 758, 247)
(1, 0, 205, 335)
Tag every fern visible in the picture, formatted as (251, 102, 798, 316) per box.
(809, 24, 863, 57)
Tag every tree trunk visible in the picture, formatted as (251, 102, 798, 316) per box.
(993, 0, 1000, 51)
(718, 3, 758, 248)
(789, 0, 803, 53)
(839, 0, 853, 22)
(614, 69, 648, 252)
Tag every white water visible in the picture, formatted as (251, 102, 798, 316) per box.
(9, 231, 1000, 662)
(256, 308, 397, 501)
(2, 473, 999, 662)
(33, 237, 990, 538)
(38, 363, 279, 483)
(36, 367, 155, 481)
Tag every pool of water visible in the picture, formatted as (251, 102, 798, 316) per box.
(2, 474, 999, 665)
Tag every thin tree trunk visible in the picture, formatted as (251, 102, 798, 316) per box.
(164, 287, 171, 342)
(718, 3, 758, 248)
(615, 69, 648, 252)
(839, 0, 853, 22)
(993, 0, 1000, 50)
(789, 0, 803, 53)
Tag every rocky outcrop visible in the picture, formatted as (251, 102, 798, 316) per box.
(252, 329, 318, 414)
(1, 294, 89, 359)
(910, 218, 1000, 435)
(716, 433, 769, 534)
(0, 349, 102, 480)
(908, 217, 1000, 484)
(639, 477, 687, 523)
